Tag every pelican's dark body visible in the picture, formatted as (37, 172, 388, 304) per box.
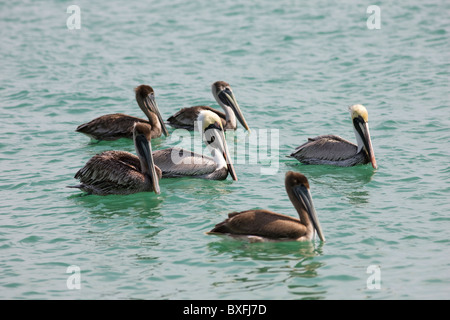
(72, 150, 161, 195)
(210, 209, 309, 240)
(76, 114, 158, 141)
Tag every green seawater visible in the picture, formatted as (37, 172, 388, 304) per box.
(0, 0, 449, 299)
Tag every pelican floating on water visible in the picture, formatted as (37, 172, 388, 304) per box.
(289, 104, 377, 169)
(69, 123, 161, 195)
(208, 171, 325, 242)
(153, 110, 238, 180)
(167, 81, 250, 132)
(76, 85, 169, 141)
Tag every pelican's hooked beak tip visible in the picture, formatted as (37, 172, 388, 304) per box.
(369, 149, 377, 169)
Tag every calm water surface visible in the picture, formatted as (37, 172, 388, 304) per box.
(0, 0, 449, 299)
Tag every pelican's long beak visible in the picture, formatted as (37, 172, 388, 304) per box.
(217, 88, 251, 132)
(135, 134, 161, 194)
(219, 129, 238, 181)
(204, 123, 238, 181)
(143, 93, 169, 137)
(354, 118, 377, 169)
(292, 184, 325, 241)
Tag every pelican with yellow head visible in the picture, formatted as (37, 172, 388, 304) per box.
(152, 110, 238, 180)
(289, 104, 377, 169)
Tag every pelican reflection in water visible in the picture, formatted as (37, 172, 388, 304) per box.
(208, 171, 325, 242)
(76, 85, 169, 141)
(167, 81, 250, 132)
(69, 123, 161, 195)
(153, 110, 238, 181)
(289, 104, 377, 169)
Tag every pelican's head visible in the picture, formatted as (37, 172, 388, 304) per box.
(133, 123, 161, 194)
(197, 110, 238, 181)
(285, 171, 325, 242)
(349, 104, 377, 169)
(133, 121, 152, 141)
(197, 109, 223, 132)
(350, 104, 369, 122)
(135, 85, 169, 137)
(211, 81, 250, 132)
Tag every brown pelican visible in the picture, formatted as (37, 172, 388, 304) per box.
(76, 85, 169, 141)
(289, 104, 377, 169)
(166, 81, 250, 132)
(69, 123, 161, 195)
(153, 110, 238, 180)
(208, 171, 325, 242)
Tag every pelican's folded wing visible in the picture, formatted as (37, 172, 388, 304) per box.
(290, 135, 358, 163)
(167, 106, 226, 130)
(74, 150, 145, 193)
(76, 114, 145, 140)
(152, 147, 217, 177)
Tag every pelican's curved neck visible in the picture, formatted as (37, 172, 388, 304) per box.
(137, 96, 158, 126)
(353, 126, 364, 153)
(148, 112, 161, 134)
(286, 187, 313, 235)
(208, 147, 226, 169)
(222, 105, 236, 129)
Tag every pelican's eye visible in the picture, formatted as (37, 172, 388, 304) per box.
(208, 136, 216, 144)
